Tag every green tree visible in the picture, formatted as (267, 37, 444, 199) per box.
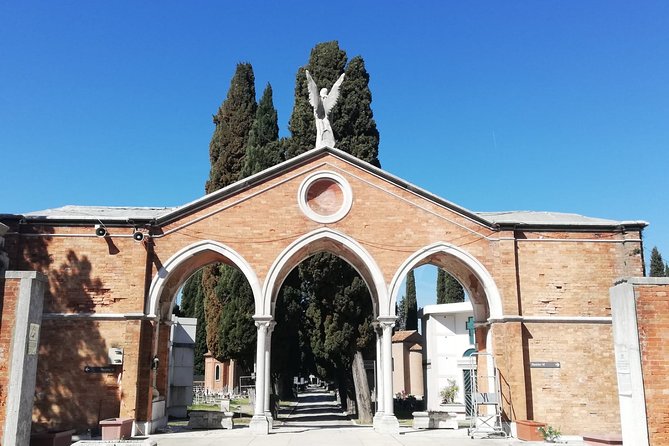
(334, 56, 380, 167)
(649, 247, 666, 277)
(437, 269, 465, 304)
(405, 270, 418, 330)
(241, 83, 284, 177)
(396, 295, 407, 330)
(206, 62, 257, 193)
(180, 270, 207, 375)
(202, 63, 258, 371)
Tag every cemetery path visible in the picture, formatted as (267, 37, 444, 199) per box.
(276, 387, 354, 429)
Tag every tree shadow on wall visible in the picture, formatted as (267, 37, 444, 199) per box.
(32, 250, 119, 433)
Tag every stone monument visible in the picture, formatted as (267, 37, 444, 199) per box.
(306, 70, 345, 149)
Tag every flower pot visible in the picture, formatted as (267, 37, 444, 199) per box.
(30, 430, 75, 446)
(99, 417, 133, 440)
(516, 420, 546, 441)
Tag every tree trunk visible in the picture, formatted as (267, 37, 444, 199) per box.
(351, 350, 373, 424)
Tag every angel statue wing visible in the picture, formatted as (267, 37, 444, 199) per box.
(323, 72, 345, 113)
(305, 70, 320, 109)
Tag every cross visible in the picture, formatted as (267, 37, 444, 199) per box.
(466, 316, 475, 345)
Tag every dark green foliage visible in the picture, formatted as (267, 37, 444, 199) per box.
(334, 56, 380, 167)
(405, 270, 418, 331)
(436, 269, 446, 304)
(300, 254, 374, 384)
(650, 247, 666, 277)
(216, 267, 257, 371)
(181, 270, 207, 375)
(286, 41, 379, 167)
(242, 83, 284, 178)
(396, 295, 407, 330)
(666, 263, 669, 277)
(437, 269, 465, 304)
(272, 270, 307, 399)
(206, 63, 257, 194)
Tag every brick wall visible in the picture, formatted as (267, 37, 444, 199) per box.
(523, 322, 619, 434)
(0, 152, 645, 434)
(636, 283, 669, 446)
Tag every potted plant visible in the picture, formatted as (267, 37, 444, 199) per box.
(440, 379, 459, 404)
(539, 425, 561, 443)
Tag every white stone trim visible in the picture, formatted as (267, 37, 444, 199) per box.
(297, 170, 353, 224)
(388, 242, 503, 320)
(262, 227, 387, 317)
(488, 315, 612, 324)
(146, 240, 262, 319)
(42, 312, 149, 320)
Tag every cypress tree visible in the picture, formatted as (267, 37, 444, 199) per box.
(202, 63, 258, 369)
(649, 247, 666, 277)
(334, 56, 380, 167)
(436, 269, 446, 304)
(206, 62, 257, 193)
(241, 83, 284, 177)
(396, 295, 407, 330)
(405, 270, 418, 330)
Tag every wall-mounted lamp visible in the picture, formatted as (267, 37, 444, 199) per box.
(95, 224, 108, 237)
(132, 230, 145, 242)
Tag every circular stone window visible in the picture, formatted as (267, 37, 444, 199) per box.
(298, 171, 352, 224)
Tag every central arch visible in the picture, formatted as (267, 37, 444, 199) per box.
(261, 227, 388, 318)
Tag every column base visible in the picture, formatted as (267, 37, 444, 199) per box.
(373, 414, 400, 434)
(264, 411, 274, 431)
(249, 415, 270, 435)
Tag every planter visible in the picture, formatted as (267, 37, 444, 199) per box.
(99, 417, 133, 440)
(516, 420, 546, 441)
(30, 430, 75, 446)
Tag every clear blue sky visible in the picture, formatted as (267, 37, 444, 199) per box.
(2, 1, 667, 306)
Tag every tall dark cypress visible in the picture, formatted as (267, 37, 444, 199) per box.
(335, 56, 380, 167)
(649, 247, 666, 277)
(202, 63, 258, 367)
(206, 63, 257, 193)
(405, 270, 418, 331)
(437, 269, 465, 304)
(242, 83, 283, 177)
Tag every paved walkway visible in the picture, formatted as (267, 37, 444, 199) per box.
(147, 390, 566, 445)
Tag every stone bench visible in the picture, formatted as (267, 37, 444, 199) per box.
(582, 433, 623, 445)
(187, 410, 234, 430)
(413, 404, 466, 429)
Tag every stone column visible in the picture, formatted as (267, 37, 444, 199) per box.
(372, 322, 384, 421)
(249, 316, 272, 435)
(376, 316, 399, 433)
(264, 321, 276, 425)
(2, 271, 46, 446)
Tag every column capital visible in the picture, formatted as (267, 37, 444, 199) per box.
(377, 316, 397, 329)
(253, 315, 273, 329)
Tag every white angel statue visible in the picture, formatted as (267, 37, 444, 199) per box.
(306, 70, 345, 149)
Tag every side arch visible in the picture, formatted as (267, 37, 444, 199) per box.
(262, 227, 388, 318)
(388, 242, 503, 322)
(146, 240, 263, 319)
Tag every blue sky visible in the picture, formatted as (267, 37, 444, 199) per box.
(1, 1, 667, 307)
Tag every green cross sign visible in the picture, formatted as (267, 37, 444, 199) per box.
(466, 316, 475, 345)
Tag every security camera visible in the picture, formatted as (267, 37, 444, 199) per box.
(95, 224, 108, 237)
(132, 230, 145, 242)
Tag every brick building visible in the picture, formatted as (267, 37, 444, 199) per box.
(0, 147, 648, 439)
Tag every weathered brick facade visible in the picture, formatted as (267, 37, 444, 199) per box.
(636, 283, 669, 445)
(0, 277, 19, 433)
(0, 148, 646, 435)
